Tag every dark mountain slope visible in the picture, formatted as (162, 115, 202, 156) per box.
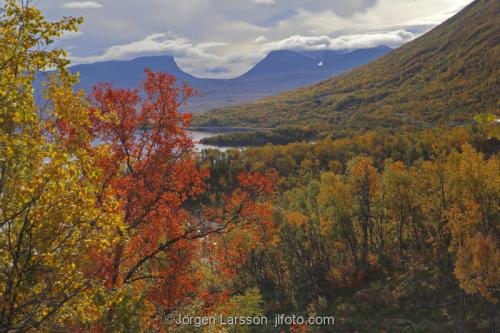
(193, 0, 499, 130)
(297, 46, 392, 73)
(70, 55, 198, 92)
(239, 50, 323, 79)
(237, 46, 392, 84)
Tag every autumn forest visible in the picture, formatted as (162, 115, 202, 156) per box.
(0, 0, 499, 332)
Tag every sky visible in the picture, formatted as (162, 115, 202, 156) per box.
(25, 0, 474, 78)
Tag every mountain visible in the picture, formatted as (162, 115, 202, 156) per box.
(303, 46, 393, 72)
(240, 50, 323, 79)
(237, 46, 391, 82)
(37, 46, 391, 113)
(70, 55, 197, 92)
(193, 0, 499, 131)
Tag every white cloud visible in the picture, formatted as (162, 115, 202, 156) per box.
(254, 36, 268, 43)
(253, 0, 276, 4)
(60, 31, 84, 40)
(63, 2, 103, 9)
(70, 33, 226, 65)
(260, 30, 416, 53)
(405, 1, 471, 26)
(71, 29, 418, 78)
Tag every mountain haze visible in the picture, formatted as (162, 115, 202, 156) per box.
(55, 47, 391, 113)
(193, 0, 499, 130)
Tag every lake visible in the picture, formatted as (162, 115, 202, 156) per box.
(187, 131, 237, 152)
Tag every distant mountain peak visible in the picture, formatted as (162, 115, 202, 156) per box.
(68, 54, 195, 91)
(240, 46, 391, 80)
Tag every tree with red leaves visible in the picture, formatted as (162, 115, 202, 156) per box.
(88, 70, 276, 331)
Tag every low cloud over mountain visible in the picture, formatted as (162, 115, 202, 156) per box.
(45, 0, 472, 78)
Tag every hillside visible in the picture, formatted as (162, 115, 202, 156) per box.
(193, 0, 499, 131)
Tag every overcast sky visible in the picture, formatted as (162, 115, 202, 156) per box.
(28, 0, 473, 78)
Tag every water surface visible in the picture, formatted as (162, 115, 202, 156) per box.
(188, 131, 237, 152)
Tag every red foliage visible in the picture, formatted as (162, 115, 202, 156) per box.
(87, 70, 279, 324)
(290, 323, 309, 333)
(89, 70, 207, 310)
(204, 171, 278, 283)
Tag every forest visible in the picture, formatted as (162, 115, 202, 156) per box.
(0, 1, 499, 332)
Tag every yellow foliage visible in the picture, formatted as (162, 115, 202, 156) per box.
(0, 1, 124, 331)
(454, 233, 500, 303)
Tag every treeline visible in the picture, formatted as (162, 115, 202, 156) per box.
(201, 126, 319, 147)
(200, 126, 499, 194)
(198, 127, 500, 332)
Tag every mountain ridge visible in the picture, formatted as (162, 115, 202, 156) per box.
(53, 46, 392, 113)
